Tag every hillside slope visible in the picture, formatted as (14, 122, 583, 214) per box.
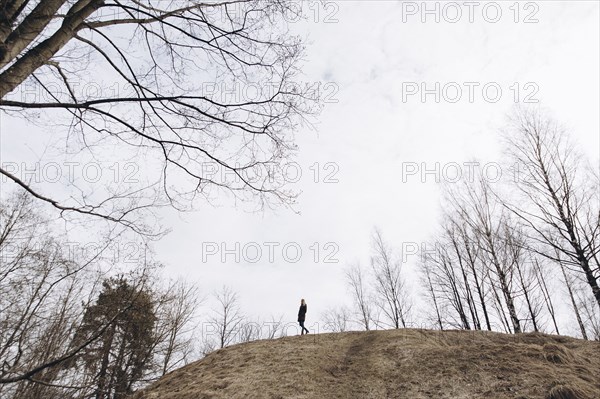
(134, 329, 600, 399)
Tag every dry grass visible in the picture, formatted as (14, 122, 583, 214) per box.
(133, 329, 600, 399)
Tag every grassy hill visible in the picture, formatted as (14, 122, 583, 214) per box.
(133, 329, 600, 399)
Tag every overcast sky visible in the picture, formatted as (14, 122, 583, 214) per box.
(2, 1, 599, 337)
(148, 1, 600, 332)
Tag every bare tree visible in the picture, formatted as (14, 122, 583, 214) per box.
(0, 1, 318, 234)
(422, 234, 473, 330)
(237, 320, 262, 343)
(577, 289, 600, 341)
(422, 214, 494, 332)
(370, 228, 411, 329)
(0, 191, 206, 397)
(419, 256, 444, 330)
(558, 256, 588, 340)
(501, 222, 546, 333)
(262, 315, 285, 340)
(532, 258, 561, 335)
(345, 263, 372, 331)
(447, 175, 522, 333)
(452, 219, 492, 331)
(0, 191, 106, 394)
(150, 279, 202, 377)
(504, 108, 600, 308)
(208, 286, 244, 349)
(321, 306, 351, 333)
(447, 227, 481, 330)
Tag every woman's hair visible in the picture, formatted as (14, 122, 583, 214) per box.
(301, 298, 306, 304)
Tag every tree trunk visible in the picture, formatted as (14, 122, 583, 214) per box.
(534, 259, 560, 335)
(426, 270, 443, 330)
(488, 241, 521, 333)
(0, 0, 104, 98)
(515, 260, 538, 332)
(96, 324, 116, 399)
(560, 262, 588, 340)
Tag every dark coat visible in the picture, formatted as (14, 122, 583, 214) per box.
(298, 304, 307, 322)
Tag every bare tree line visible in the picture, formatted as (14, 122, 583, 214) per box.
(0, 190, 305, 398)
(419, 108, 599, 339)
(326, 109, 597, 340)
(0, 190, 312, 398)
(322, 228, 413, 333)
(0, 191, 203, 399)
(200, 286, 290, 355)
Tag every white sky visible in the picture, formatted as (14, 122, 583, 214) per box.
(1, 1, 599, 336)
(153, 1, 600, 330)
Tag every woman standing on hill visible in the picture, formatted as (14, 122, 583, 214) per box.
(298, 299, 309, 335)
